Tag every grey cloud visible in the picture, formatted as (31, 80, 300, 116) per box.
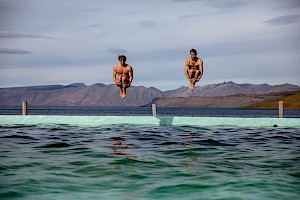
(126, 11, 140, 15)
(0, 47, 33, 54)
(206, 0, 246, 9)
(169, 0, 247, 15)
(0, 0, 17, 12)
(0, 31, 56, 39)
(138, 21, 156, 28)
(273, 0, 300, 10)
(177, 15, 198, 19)
(82, 8, 104, 12)
(170, 0, 200, 2)
(201, 34, 300, 58)
(170, 0, 246, 9)
(264, 15, 299, 26)
(0, 4, 15, 12)
(0, 1, 18, 28)
(107, 49, 128, 54)
(86, 24, 103, 28)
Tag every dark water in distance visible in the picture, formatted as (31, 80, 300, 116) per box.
(1, 106, 300, 118)
(0, 124, 300, 200)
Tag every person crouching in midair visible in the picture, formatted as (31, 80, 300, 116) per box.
(113, 55, 133, 99)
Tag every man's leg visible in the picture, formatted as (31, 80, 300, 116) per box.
(189, 70, 202, 91)
(188, 70, 196, 91)
(119, 87, 123, 98)
(190, 81, 195, 91)
(194, 70, 200, 82)
(116, 82, 123, 98)
(121, 77, 130, 99)
(121, 87, 126, 99)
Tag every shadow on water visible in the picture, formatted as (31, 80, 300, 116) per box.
(156, 117, 174, 126)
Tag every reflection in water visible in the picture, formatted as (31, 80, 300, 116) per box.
(180, 132, 201, 175)
(111, 135, 136, 159)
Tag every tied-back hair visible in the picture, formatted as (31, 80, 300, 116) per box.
(118, 55, 126, 61)
(190, 49, 197, 55)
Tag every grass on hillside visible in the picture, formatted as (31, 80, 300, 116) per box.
(245, 92, 300, 110)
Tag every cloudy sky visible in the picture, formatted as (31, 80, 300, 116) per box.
(0, 0, 299, 91)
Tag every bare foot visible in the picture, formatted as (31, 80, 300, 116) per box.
(121, 92, 126, 99)
(190, 82, 195, 91)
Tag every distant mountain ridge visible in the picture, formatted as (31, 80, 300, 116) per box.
(164, 81, 300, 97)
(0, 83, 165, 106)
(0, 82, 299, 107)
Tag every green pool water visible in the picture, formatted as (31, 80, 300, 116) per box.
(0, 124, 299, 200)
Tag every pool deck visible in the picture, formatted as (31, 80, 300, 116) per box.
(0, 115, 300, 127)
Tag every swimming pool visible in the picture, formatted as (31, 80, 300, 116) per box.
(1, 123, 299, 200)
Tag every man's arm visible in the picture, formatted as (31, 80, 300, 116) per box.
(113, 66, 117, 84)
(184, 59, 191, 81)
(128, 66, 133, 83)
(196, 59, 203, 81)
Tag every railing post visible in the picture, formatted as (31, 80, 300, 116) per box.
(279, 101, 283, 118)
(152, 104, 157, 117)
(22, 101, 28, 115)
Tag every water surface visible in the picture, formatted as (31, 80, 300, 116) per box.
(1, 125, 299, 200)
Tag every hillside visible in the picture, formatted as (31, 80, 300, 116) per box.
(0, 83, 165, 106)
(245, 92, 300, 109)
(0, 82, 299, 107)
(150, 92, 292, 108)
(164, 82, 300, 97)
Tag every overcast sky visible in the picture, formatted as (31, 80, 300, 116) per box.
(0, 0, 299, 91)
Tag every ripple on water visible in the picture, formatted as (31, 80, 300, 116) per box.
(0, 125, 300, 200)
(36, 142, 73, 148)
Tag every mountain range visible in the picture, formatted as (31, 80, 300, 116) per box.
(0, 82, 299, 108)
